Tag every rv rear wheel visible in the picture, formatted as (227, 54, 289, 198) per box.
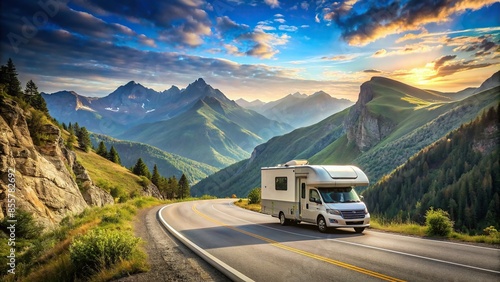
(279, 212, 288, 226)
(354, 227, 365, 233)
(317, 216, 328, 233)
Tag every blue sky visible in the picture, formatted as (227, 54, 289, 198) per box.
(1, 0, 499, 101)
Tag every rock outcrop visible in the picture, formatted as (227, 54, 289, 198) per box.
(140, 183, 163, 199)
(0, 96, 112, 229)
(344, 80, 395, 152)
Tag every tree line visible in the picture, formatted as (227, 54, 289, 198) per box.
(131, 157, 190, 199)
(363, 104, 500, 234)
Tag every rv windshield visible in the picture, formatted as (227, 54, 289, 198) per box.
(319, 187, 360, 203)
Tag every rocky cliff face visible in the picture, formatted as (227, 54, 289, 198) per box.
(344, 80, 395, 152)
(0, 97, 112, 229)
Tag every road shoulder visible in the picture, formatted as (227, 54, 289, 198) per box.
(116, 204, 229, 281)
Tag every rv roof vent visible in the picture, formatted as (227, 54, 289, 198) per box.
(284, 159, 308, 166)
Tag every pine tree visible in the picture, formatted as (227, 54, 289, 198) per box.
(73, 122, 80, 137)
(4, 59, 22, 97)
(24, 80, 48, 113)
(133, 158, 150, 178)
(167, 176, 178, 199)
(107, 146, 121, 164)
(66, 127, 76, 150)
(96, 141, 107, 157)
(77, 127, 91, 152)
(151, 164, 161, 187)
(178, 173, 190, 199)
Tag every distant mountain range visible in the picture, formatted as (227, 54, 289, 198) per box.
(192, 71, 500, 197)
(236, 91, 353, 128)
(43, 78, 293, 168)
(117, 95, 291, 167)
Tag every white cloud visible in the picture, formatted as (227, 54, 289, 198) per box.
(264, 0, 280, 8)
(279, 25, 298, 32)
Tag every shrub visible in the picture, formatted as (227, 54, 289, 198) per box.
(248, 187, 261, 205)
(69, 229, 140, 274)
(0, 210, 43, 239)
(483, 226, 499, 236)
(425, 207, 453, 236)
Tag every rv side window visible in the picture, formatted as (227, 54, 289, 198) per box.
(275, 177, 287, 190)
(301, 183, 306, 198)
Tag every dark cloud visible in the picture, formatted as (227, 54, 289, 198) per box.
(434, 55, 457, 70)
(429, 55, 492, 79)
(0, 0, 155, 53)
(216, 16, 249, 35)
(326, 0, 498, 46)
(72, 0, 212, 47)
(447, 35, 500, 58)
(364, 69, 381, 73)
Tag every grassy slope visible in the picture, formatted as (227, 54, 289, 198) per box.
(90, 134, 218, 184)
(75, 149, 145, 195)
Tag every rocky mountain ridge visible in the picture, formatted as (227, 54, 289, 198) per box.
(0, 96, 114, 229)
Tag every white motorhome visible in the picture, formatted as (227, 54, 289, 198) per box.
(261, 160, 370, 233)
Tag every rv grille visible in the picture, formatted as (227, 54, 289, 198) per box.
(341, 210, 366, 219)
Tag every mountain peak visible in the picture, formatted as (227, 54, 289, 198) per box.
(310, 90, 330, 98)
(193, 78, 207, 85)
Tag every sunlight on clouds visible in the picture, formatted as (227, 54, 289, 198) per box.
(372, 44, 441, 57)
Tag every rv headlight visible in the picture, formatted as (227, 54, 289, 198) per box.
(326, 209, 341, 216)
(364, 207, 369, 214)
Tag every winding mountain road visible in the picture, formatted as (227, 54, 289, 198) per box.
(158, 199, 500, 282)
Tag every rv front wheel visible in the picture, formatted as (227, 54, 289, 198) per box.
(317, 216, 328, 233)
(279, 212, 288, 226)
(354, 227, 365, 233)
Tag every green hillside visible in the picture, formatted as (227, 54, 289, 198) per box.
(90, 134, 218, 184)
(75, 149, 145, 197)
(363, 104, 499, 234)
(312, 84, 500, 184)
(192, 76, 499, 197)
(119, 96, 291, 168)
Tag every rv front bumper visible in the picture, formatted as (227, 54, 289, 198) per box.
(326, 214, 370, 228)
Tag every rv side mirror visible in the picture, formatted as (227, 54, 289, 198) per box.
(360, 195, 364, 201)
(310, 197, 321, 204)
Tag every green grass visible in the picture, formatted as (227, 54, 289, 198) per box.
(0, 197, 167, 282)
(75, 149, 144, 196)
(234, 199, 261, 212)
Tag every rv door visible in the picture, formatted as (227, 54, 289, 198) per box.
(301, 186, 320, 223)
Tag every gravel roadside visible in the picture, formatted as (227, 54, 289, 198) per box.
(116, 205, 231, 282)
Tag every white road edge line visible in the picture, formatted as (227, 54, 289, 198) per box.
(158, 204, 255, 282)
(220, 200, 500, 274)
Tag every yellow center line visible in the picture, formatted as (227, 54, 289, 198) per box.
(192, 203, 406, 282)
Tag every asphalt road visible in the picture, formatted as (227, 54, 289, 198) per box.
(158, 199, 500, 282)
